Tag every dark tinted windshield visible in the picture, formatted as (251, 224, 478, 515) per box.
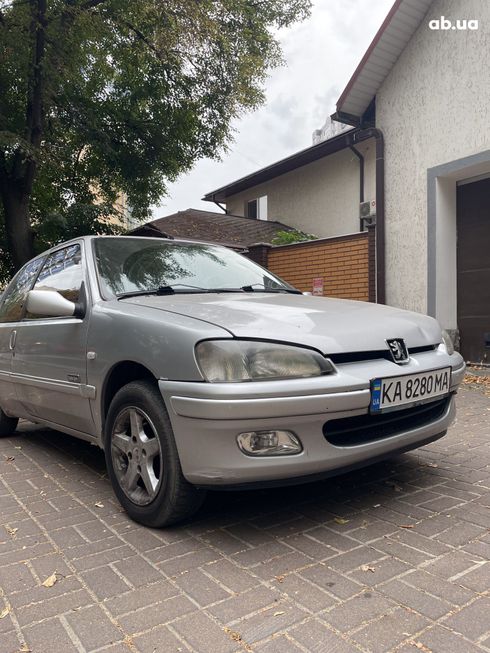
(93, 238, 294, 297)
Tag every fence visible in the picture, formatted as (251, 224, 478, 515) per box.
(247, 226, 375, 302)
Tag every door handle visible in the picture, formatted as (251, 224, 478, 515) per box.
(9, 330, 17, 351)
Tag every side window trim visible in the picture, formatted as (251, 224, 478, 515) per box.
(18, 255, 47, 321)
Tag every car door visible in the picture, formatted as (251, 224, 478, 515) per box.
(0, 257, 45, 418)
(12, 242, 95, 435)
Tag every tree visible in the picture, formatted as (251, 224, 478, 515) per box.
(0, 0, 311, 277)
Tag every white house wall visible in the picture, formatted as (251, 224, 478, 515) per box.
(376, 0, 490, 316)
(225, 141, 376, 239)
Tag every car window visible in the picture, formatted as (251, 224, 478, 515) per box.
(94, 238, 292, 298)
(0, 258, 45, 323)
(26, 244, 83, 319)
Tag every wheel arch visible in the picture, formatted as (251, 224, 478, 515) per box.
(101, 361, 158, 435)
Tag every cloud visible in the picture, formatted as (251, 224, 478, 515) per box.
(154, 0, 394, 217)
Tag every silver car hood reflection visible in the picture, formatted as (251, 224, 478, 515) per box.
(121, 294, 441, 354)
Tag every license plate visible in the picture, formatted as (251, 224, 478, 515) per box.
(370, 367, 451, 413)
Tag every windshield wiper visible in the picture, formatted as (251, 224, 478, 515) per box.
(116, 283, 302, 300)
(241, 284, 302, 295)
(117, 284, 249, 299)
(116, 284, 206, 299)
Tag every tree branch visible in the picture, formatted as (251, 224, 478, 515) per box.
(121, 19, 163, 60)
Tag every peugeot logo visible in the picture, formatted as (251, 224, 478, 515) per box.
(386, 338, 409, 365)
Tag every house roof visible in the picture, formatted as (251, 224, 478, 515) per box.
(129, 208, 295, 249)
(334, 0, 434, 123)
(202, 128, 360, 203)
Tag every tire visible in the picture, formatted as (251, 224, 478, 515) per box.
(0, 408, 18, 437)
(104, 380, 205, 527)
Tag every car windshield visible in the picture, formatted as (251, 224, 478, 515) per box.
(93, 237, 296, 298)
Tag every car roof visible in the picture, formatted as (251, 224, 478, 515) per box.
(33, 234, 224, 260)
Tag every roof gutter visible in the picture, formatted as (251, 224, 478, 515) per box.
(202, 128, 360, 203)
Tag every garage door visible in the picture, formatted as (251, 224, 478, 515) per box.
(457, 177, 490, 364)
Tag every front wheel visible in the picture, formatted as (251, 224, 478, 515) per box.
(104, 380, 205, 527)
(0, 408, 19, 437)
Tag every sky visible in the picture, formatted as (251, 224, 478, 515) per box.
(154, 0, 394, 218)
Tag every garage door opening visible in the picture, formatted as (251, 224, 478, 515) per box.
(457, 177, 490, 365)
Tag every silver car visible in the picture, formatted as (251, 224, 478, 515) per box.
(0, 236, 465, 526)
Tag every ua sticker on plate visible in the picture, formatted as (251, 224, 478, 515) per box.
(371, 379, 382, 411)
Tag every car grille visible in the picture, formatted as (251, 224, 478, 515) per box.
(329, 344, 436, 365)
(323, 396, 451, 447)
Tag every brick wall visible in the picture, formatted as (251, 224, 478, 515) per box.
(249, 230, 375, 302)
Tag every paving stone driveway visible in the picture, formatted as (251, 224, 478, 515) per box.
(1, 385, 489, 653)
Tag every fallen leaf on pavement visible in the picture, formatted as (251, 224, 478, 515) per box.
(0, 606, 11, 619)
(360, 565, 375, 573)
(334, 517, 350, 525)
(275, 575, 285, 583)
(224, 629, 242, 642)
(5, 526, 18, 538)
(41, 572, 57, 588)
(223, 627, 252, 652)
(4, 456, 15, 463)
(410, 641, 432, 652)
(94, 501, 104, 508)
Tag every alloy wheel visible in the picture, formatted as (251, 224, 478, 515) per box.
(110, 407, 163, 506)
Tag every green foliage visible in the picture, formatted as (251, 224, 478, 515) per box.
(271, 229, 317, 246)
(0, 0, 311, 280)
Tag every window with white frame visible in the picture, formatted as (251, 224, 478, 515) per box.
(245, 195, 268, 221)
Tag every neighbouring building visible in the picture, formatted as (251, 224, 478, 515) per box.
(203, 129, 377, 242)
(204, 0, 490, 364)
(129, 208, 296, 250)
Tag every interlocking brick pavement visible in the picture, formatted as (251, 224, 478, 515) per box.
(0, 385, 489, 653)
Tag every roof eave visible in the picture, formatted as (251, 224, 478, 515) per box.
(335, 0, 434, 121)
(203, 127, 360, 203)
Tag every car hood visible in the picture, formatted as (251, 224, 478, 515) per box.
(120, 294, 442, 355)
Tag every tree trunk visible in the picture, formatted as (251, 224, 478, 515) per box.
(0, 181, 35, 270)
(0, 0, 45, 273)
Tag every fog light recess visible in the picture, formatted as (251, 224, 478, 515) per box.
(237, 430, 302, 456)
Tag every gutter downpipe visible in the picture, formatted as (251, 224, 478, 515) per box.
(349, 145, 365, 205)
(348, 128, 385, 305)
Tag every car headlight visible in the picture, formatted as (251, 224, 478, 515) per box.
(441, 329, 455, 355)
(195, 340, 334, 382)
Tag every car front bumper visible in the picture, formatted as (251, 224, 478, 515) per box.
(159, 350, 465, 487)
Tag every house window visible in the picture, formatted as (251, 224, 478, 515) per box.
(246, 199, 258, 219)
(246, 195, 268, 221)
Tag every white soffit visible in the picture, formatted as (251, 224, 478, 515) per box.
(336, 0, 434, 119)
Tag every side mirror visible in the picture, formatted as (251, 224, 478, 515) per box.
(26, 290, 78, 318)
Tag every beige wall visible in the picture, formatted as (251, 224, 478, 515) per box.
(376, 0, 490, 315)
(225, 139, 376, 239)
